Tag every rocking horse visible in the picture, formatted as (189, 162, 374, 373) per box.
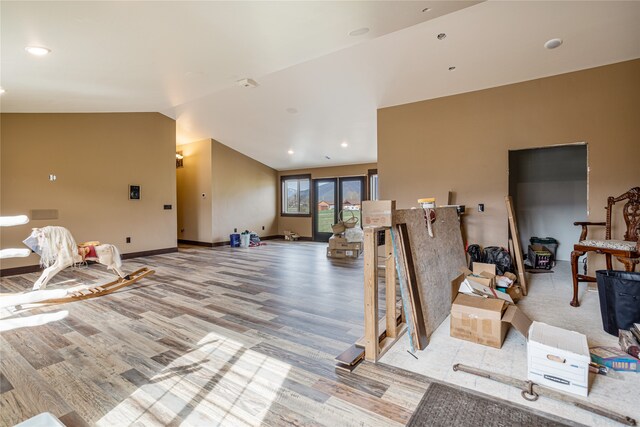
(24, 226, 154, 301)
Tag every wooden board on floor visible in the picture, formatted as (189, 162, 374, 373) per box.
(505, 196, 528, 295)
(393, 208, 466, 347)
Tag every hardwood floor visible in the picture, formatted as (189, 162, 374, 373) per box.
(0, 241, 431, 426)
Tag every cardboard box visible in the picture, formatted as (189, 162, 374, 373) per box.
(329, 236, 362, 251)
(459, 263, 497, 289)
(590, 346, 640, 373)
(528, 322, 590, 396)
(457, 278, 514, 304)
(455, 270, 513, 304)
(450, 274, 531, 349)
(362, 200, 395, 228)
(506, 285, 523, 303)
(326, 248, 360, 259)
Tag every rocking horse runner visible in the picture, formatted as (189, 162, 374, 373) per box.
(24, 226, 153, 296)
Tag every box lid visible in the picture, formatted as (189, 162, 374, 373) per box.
(451, 293, 506, 320)
(529, 321, 589, 357)
(502, 305, 532, 338)
(473, 262, 496, 277)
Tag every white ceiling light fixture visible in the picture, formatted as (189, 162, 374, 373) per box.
(437, 33, 446, 40)
(341, 142, 348, 148)
(422, 7, 431, 13)
(25, 46, 51, 56)
(449, 66, 456, 71)
(287, 149, 294, 155)
(544, 38, 563, 49)
(349, 27, 370, 37)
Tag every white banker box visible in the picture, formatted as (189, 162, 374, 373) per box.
(527, 321, 590, 396)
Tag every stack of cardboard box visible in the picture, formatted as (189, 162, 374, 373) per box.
(327, 235, 362, 259)
(450, 262, 593, 397)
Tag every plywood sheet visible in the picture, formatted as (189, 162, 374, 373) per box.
(393, 207, 466, 342)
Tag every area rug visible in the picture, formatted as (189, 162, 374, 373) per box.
(407, 382, 582, 427)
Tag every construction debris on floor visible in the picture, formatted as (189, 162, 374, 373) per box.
(327, 217, 364, 259)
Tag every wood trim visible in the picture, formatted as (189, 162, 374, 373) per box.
(1, 247, 177, 277)
(178, 239, 214, 247)
(121, 247, 177, 259)
(187, 235, 286, 248)
(0, 264, 41, 277)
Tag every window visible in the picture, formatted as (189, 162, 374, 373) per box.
(281, 175, 311, 216)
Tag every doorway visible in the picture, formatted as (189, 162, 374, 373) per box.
(508, 144, 588, 261)
(312, 176, 366, 242)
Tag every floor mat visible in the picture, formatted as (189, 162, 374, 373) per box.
(407, 382, 581, 427)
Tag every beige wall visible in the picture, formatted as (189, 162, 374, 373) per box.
(277, 163, 377, 238)
(378, 59, 640, 270)
(176, 139, 278, 244)
(1, 113, 177, 269)
(211, 139, 278, 242)
(176, 139, 212, 242)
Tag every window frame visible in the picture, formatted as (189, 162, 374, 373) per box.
(367, 168, 378, 201)
(280, 174, 312, 217)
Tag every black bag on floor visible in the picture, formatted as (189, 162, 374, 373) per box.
(482, 246, 514, 275)
(467, 244, 483, 269)
(596, 270, 640, 336)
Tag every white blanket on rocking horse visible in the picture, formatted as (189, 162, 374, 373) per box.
(26, 226, 125, 290)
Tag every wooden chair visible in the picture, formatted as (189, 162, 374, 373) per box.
(570, 187, 640, 307)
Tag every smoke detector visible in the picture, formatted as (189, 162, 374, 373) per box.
(237, 78, 258, 88)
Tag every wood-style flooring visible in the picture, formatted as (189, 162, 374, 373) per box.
(0, 241, 432, 426)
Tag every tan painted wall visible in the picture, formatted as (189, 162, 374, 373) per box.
(1, 113, 177, 269)
(378, 59, 640, 270)
(277, 163, 377, 237)
(210, 139, 278, 242)
(176, 139, 212, 242)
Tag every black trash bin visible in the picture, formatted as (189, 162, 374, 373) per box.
(596, 270, 640, 336)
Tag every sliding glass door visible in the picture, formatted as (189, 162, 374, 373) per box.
(313, 178, 337, 242)
(313, 176, 366, 242)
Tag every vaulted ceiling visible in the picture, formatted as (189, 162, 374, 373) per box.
(2, 1, 639, 170)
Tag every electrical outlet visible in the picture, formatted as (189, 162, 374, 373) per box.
(234, 228, 237, 233)
(164, 204, 172, 210)
(126, 237, 131, 243)
(262, 226, 265, 230)
(478, 204, 485, 212)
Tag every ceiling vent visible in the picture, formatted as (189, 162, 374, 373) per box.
(237, 78, 258, 88)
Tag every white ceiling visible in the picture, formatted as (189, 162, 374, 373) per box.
(2, 1, 640, 170)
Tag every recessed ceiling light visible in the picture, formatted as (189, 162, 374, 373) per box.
(288, 150, 294, 155)
(341, 142, 348, 148)
(448, 66, 456, 71)
(325, 155, 331, 160)
(25, 46, 51, 56)
(286, 107, 298, 114)
(437, 33, 446, 40)
(422, 7, 431, 13)
(349, 27, 370, 37)
(544, 38, 563, 50)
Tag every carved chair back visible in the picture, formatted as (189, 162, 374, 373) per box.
(606, 187, 640, 242)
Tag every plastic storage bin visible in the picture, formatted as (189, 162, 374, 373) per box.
(596, 270, 640, 335)
(229, 233, 240, 247)
(530, 237, 558, 263)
